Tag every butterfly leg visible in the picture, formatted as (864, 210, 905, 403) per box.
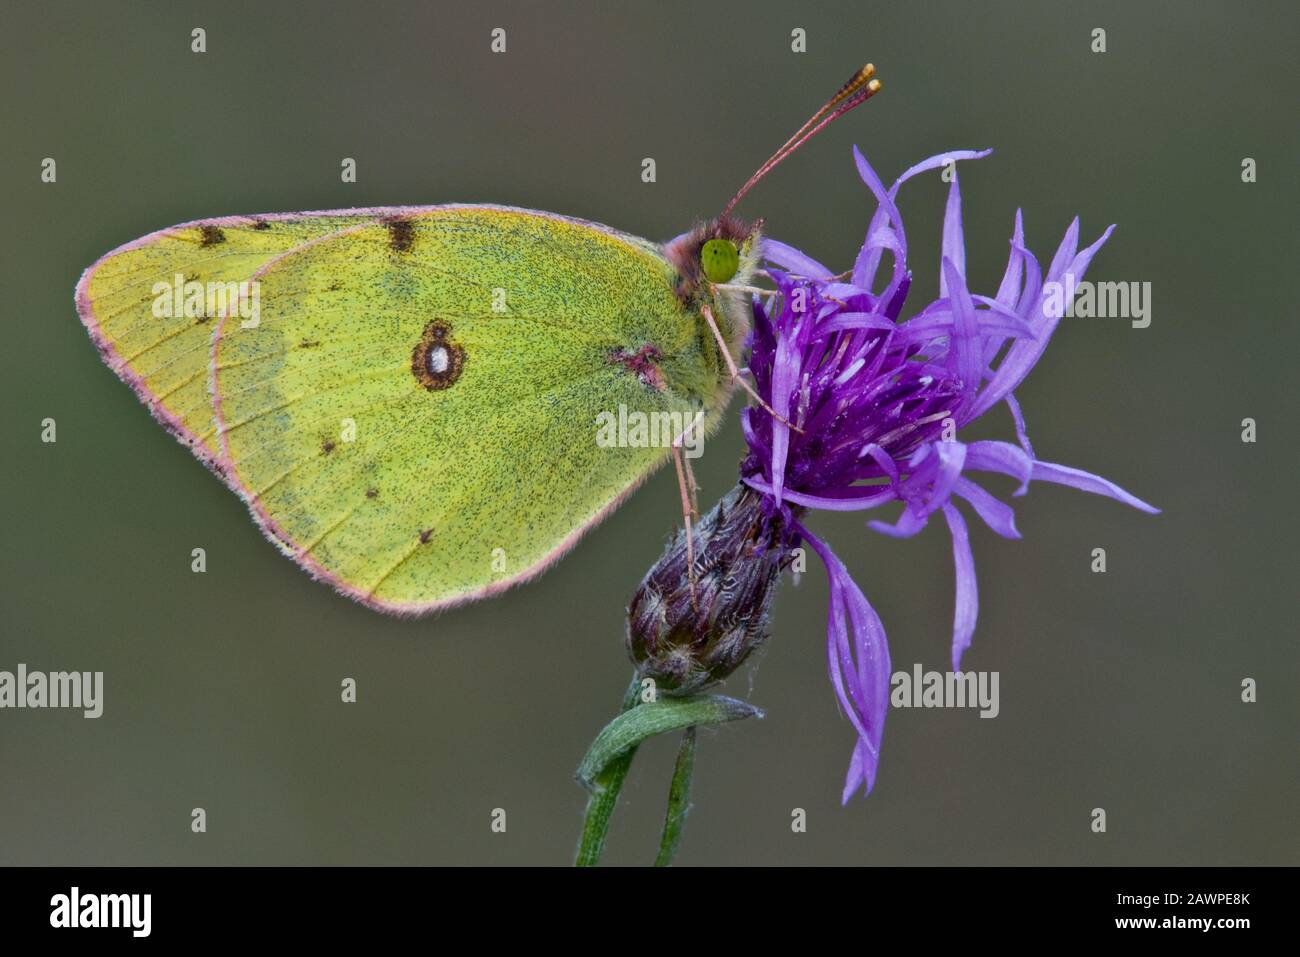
(700, 301, 802, 433)
(670, 440, 699, 605)
(668, 416, 702, 520)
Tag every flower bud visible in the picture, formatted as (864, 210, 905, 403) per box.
(626, 484, 799, 694)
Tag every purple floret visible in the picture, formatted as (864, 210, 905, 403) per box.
(740, 147, 1158, 802)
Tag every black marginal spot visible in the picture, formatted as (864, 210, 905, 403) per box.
(385, 217, 415, 253)
(299, 340, 321, 349)
(365, 488, 379, 499)
(418, 528, 433, 544)
(199, 224, 226, 247)
(321, 440, 336, 455)
(251, 219, 272, 230)
(411, 320, 465, 392)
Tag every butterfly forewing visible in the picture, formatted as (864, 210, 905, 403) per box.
(76, 215, 365, 462)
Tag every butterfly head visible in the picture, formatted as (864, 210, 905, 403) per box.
(665, 64, 882, 379)
(665, 214, 762, 299)
(667, 64, 881, 302)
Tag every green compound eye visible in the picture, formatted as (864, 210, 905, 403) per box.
(700, 238, 740, 284)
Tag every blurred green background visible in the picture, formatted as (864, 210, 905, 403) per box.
(1, 0, 1295, 866)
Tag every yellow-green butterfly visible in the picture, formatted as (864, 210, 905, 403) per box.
(76, 66, 880, 616)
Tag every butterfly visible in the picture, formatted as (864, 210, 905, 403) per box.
(75, 66, 880, 616)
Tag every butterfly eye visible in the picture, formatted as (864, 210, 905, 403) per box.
(700, 239, 740, 284)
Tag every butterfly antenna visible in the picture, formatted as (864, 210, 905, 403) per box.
(721, 63, 882, 217)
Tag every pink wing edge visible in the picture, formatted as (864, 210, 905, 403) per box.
(75, 204, 672, 618)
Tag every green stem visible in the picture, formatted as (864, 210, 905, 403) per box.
(574, 675, 643, 867)
(574, 677, 762, 866)
(654, 727, 697, 867)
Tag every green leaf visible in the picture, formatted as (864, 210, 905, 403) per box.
(576, 694, 763, 792)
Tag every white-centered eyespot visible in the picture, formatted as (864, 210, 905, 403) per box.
(427, 345, 450, 375)
(411, 320, 465, 392)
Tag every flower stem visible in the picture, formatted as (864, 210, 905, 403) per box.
(574, 675, 642, 867)
(574, 676, 763, 866)
(654, 727, 697, 867)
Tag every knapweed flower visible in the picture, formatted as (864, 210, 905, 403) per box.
(742, 147, 1159, 802)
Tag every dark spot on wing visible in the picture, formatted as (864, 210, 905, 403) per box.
(418, 528, 433, 544)
(299, 340, 321, 349)
(251, 219, 272, 230)
(326, 280, 344, 292)
(411, 320, 465, 391)
(321, 440, 336, 455)
(366, 488, 379, 499)
(385, 217, 415, 253)
(199, 224, 226, 247)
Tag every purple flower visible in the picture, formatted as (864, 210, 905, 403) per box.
(741, 147, 1159, 802)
